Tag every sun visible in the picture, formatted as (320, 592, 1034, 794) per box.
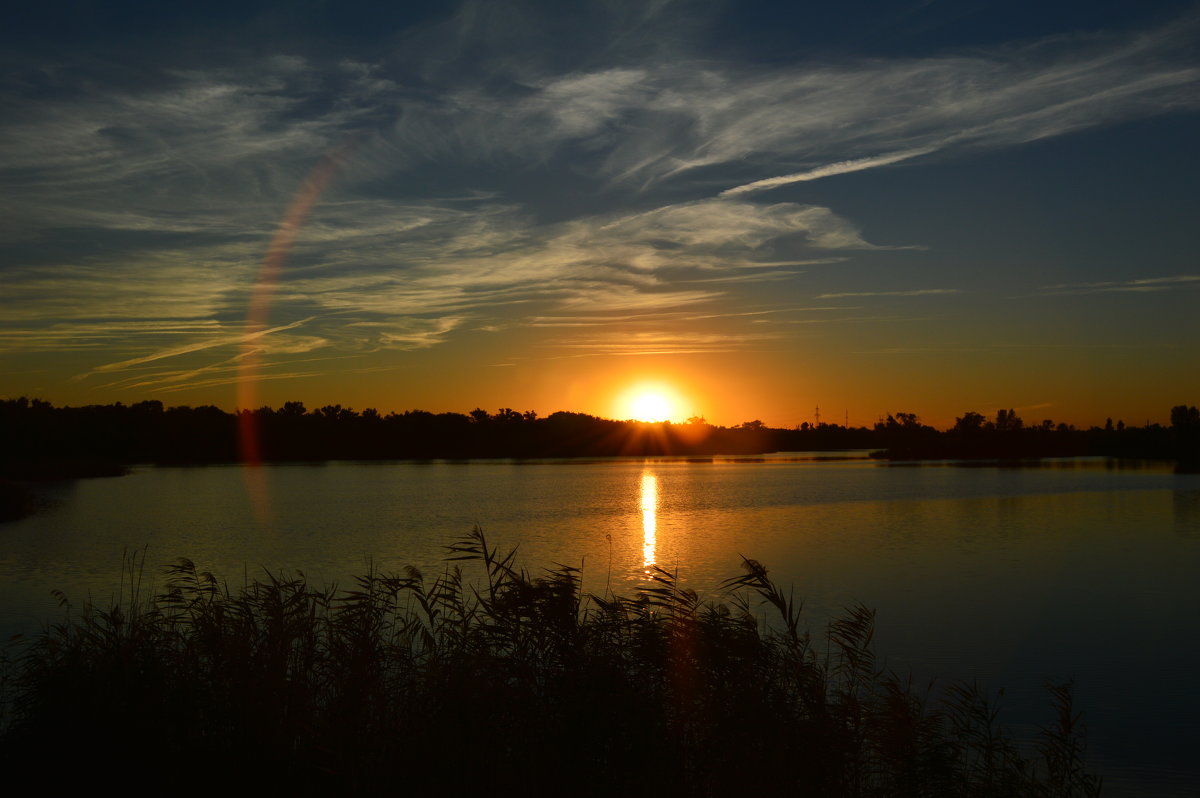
(631, 392, 672, 422)
(617, 382, 687, 422)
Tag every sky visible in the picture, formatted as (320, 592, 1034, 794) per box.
(2, 0, 1198, 429)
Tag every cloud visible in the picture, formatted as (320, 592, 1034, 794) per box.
(592, 200, 880, 251)
(760, 315, 929, 326)
(721, 147, 938, 195)
(0, 320, 224, 352)
(535, 68, 652, 137)
(542, 329, 780, 357)
(96, 352, 357, 393)
(1038, 275, 1200, 294)
(817, 289, 962, 299)
(638, 20, 1199, 188)
(269, 197, 883, 321)
(524, 304, 867, 328)
(81, 318, 316, 376)
(147, 370, 324, 394)
(0, 255, 256, 321)
(555, 284, 721, 311)
(4, 13, 1195, 230)
(347, 317, 466, 349)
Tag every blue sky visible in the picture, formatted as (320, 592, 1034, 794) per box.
(2, 0, 1198, 427)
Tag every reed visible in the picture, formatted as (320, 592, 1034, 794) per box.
(0, 528, 1102, 796)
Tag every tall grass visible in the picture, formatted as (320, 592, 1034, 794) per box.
(0, 528, 1102, 796)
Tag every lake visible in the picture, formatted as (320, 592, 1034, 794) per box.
(3, 454, 1198, 796)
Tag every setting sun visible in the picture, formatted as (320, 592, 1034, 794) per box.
(616, 382, 688, 423)
(631, 392, 671, 422)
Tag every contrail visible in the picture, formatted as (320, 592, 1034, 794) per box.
(721, 147, 935, 196)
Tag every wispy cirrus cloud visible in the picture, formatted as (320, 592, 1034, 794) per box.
(12, 192, 847, 355)
(1038, 275, 1200, 294)
(96, 352, 363, 394)
(817, 289, 962, 299)
(268, 197, 886, 321)
(146, 370, 326, 394)
(0, 320, 224, 352)
(80, 318, 318, 377)
(542, 329, 780, 357)
(9, 11, 1191, 248)
(346, 317, 466, 350)
(721, 148, 939, 196)
(381, 12, 1192, 190)
(755, 315, 929, 326)
(0, 255, 256, 321)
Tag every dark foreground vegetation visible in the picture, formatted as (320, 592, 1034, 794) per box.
(1, 531, 1102, 796)
(2, 397, 1197, 469)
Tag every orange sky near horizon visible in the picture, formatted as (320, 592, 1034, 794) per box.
(34, 341, 1176, 433)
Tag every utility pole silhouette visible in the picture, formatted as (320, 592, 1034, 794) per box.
(814, 404, 821, 427)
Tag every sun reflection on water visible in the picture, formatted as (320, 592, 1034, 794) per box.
(641, 471, 657, 571)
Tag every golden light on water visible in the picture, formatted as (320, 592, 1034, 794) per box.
(641, 471, 658, 570)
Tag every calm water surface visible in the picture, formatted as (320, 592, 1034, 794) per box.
(3, 455, 1199, 796)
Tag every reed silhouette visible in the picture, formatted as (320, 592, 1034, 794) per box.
(0, 533, 1103, 796)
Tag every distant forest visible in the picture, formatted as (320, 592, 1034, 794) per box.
(3, 398, 1197, 475)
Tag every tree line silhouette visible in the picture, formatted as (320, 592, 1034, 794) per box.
(2, 397, 1197, 476)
